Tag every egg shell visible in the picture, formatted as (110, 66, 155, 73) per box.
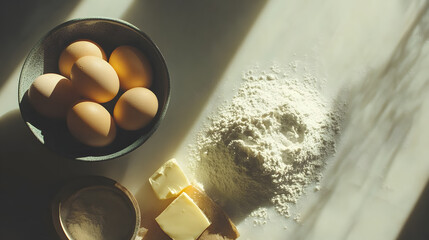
(28, 73, 80, 118)
(58, 39, 106, 78)
(113, 87, 158, 130)
(67, 101, 117, 147)
(71, 56, 120, 103)
(109, 45, 153, 90)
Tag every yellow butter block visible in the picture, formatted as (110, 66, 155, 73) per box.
(149, 158, 190, 199)
(183, 185, 240, 239)
(156, 192, 211, 240)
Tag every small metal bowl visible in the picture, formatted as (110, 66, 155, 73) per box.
(18, 17, 170, 161)
(52, 176, 145, 240)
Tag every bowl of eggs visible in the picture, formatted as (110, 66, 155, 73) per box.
(18, 18, 170, 161)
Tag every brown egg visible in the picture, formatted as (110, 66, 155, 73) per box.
(28, 73, 80, 118)
(109, 45, 153, 90)
(67, 101, 116, 147)
(70, 56, 120, 103)
(58, 39, 106, 78)
(113, 87, 158, 130)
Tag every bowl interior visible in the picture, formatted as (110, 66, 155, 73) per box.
(52, 176, 141, 240)
(18, 18, 170, 161)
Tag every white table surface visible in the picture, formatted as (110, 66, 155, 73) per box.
(1, 0, 428, 239)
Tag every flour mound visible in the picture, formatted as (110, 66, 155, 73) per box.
(189, 63, 342, 218)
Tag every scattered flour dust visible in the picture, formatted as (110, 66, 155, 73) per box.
(188, 61, 342, 221)
(250, 207, 269, 226)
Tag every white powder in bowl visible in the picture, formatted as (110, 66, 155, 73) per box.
(60, 186, 136, 240)
(188, 62, 343, 218)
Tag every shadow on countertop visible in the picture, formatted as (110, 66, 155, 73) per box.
(0, 0, 81, 90)
(397, 180, 429, 240)
(289, 2, 429, 239)
(0, 110, 129, 239)
(120, 0, 268, 164)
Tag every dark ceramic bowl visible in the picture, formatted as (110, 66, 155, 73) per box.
(18, 18, 170, 161)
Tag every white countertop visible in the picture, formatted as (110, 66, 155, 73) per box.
(1, 0, 428, 239)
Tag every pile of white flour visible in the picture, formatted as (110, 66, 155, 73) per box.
(188, 62, 342, 219)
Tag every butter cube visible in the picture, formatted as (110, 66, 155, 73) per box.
(156, 192, 211, 240)
(149, 158, 190, 199)
(183, 185, 240, 239)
